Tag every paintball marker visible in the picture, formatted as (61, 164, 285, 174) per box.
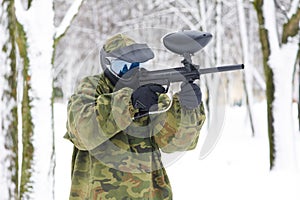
(115, 30, 244, 91)
(113, 30, 244, 118)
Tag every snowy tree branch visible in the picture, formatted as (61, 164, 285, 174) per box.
(274, 0, 288, 19)
(55, 0, 84, 40)
(175, 0, 201, 22)
(263, 0, 280, 50)
(197, 0, 205, 30)
(171, 6, 198, 30)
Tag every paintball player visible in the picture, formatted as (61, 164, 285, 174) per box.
(65, 33, 206, 199)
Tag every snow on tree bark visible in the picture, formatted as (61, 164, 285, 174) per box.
(14, 0, 54, 198)
(0, 1, 19, 199)
(253, 0, 300, 170)
(3, 0, 85, 199)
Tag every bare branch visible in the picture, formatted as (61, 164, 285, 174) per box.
(170, 6, 198, 29)
(114, 8, 175, 27)
(175, 0, 201, 22)
(274, 0, 288, 19)
(70, 25, 98, 35)
(282, 7, 300, 43)
(55, 0, 84, 40)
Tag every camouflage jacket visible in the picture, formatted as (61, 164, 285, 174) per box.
(65, 73, 206, 200)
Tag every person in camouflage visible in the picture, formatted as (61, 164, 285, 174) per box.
(65, 33, 206, 200)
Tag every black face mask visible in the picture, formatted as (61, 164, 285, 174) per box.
(103, 68, 119, 87)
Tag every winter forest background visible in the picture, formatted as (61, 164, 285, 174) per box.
(1, 0, 300, 199)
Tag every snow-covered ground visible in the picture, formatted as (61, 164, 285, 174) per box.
(167, 102, 300, 200)
(54, 101, 300, 200)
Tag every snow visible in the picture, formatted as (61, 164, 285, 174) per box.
(53, 103, 73, 200)
(168, 102, 300, 200)
(2, 1, 299, 198)
(269, 42, 299, 170)
(263, 0, 279, 51)
(54, 101, 300, 200)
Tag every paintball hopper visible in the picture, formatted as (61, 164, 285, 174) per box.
(163, 30, 212, 55)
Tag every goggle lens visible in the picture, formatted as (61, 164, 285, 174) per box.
(110, 59, 140, 76)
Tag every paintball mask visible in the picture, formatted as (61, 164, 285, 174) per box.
(100, 34, 154, 81)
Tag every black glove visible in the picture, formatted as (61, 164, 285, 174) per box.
(178, 82, 202, 109)
(131, 84, 165, 114)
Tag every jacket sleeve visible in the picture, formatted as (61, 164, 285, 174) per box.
(153, 94, 206, 153)
(65, 76, 136, 150)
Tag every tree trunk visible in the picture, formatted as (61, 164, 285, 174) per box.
(253, 0, 277, 169)
(0, 1, 19, 199)
(1, 0, 84, 198)
(253, 0, 299, 170)
(237, 0, 256, 136)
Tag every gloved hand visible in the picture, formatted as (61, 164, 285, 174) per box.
(178, 82, 202, 109)
(131, 84, 165, 114)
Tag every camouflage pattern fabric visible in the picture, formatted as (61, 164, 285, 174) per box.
(65, 73, 206, 200)
(103, 34, 136, 53)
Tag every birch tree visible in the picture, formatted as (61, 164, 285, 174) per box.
(0, 1, 19, 199)
(0, 0, 83, 199)
(253, 0, 300, 170)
